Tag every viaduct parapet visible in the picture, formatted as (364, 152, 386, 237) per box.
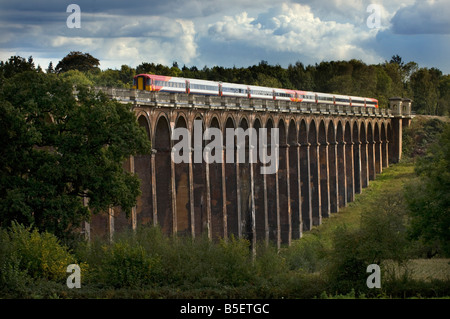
(84, 88, 413, 248)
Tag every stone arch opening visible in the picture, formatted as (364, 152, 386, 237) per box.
(336, 121, 346, 207)
(374, 123, 381, 174)
(238, 117, 252, 241)
(381, 122, 387, 168)
(266, 118, 278, 241)
(288, 119, 300, 239)
(154, 115, 173, 235)
(253, 117, 265, 242)
(387, 123, 394, 164)
(327, 121, 338, 213)
(353, 121, 361, 194)
(278, 119, 289, 244)
(318, 120, 329, 220)
(192, 116, 206, 237)
(308, 120, 320, 226)
(208, 116, 224, 239)
(344, 121, 353, 203)
(225, 117, 238, 238)
(174, 115, 190, 236)
(360, 122, 368, 189)
(299, 119, 311, 231)
(135, 115, 153, 227)
(367, 122, 375, 180)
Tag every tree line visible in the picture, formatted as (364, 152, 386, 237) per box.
(1, 52, 448, 115)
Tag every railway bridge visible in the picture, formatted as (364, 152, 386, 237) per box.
(86, 88, 412, 248)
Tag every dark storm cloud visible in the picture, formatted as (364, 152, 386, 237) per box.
(391, 0, 450, 35)
(0, 0, 266, 19)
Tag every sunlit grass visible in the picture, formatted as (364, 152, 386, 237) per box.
(291, 161, 416, 251)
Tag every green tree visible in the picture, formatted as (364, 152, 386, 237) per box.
(405, 123, 450, 256)
(410, 67, 443, 115)
(59, 69, 95, 87)
(46, 61, 55, 74)
(55, 51, 100, 74)
(437, 75, 450, 116)
(0, 71, 151, 241)
(0, 56, 37, 78)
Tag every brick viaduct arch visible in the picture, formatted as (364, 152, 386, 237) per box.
(86, 89, 412, 248)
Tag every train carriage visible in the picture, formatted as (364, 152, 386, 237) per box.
(248, 85, 274, 100)
(273, 88, 298, 102)
(220, 82, 249, 98)
(133, 74, 378, 108)
(298, 91, 317, 104)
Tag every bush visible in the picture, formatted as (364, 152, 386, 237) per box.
(94, 240, 162, 288)
(402, 117, 445, 159)
(324, 192, 411, 295)
(0, 222, 76, 282)
(281, 235, 326, 273)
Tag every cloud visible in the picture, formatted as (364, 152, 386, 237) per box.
(0, 0, 448, 74)
(390, 0, 450, 34)
(206, 3, 382, 65)
(0, 5, 199, 68)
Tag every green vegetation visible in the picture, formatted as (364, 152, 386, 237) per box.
(404, 121, 450, 257)
(0, 54, 449, 299)
(1, 159, 449, 299)
(0, 60, 151, 244)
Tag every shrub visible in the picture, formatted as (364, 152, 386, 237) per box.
(281, 235, 326, 273)
(95, 240, 162, 288)
(0, 222, 76, 282)
(324, 192, 411, 295)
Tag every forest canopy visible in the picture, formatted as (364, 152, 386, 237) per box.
(1, 53, 449, 115)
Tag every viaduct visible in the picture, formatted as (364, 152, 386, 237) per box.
(84, 89, 413, 248)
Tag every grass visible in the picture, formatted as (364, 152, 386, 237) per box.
(290, 161, 416, 252)
(386, 259, 450, 282)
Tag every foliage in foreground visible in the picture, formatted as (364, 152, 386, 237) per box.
(0, 71, 151, 243)
(1, 219, 449, 299)
(404, 122, 450, 257)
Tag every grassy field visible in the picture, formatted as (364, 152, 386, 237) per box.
(290, 161, 415, 249)
(402, 259, 450, 282)
(285, 160, 449, 288)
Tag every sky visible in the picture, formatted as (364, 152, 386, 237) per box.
(1, 0, 449, 74)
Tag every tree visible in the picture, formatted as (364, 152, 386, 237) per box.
(410, 68, 440, 114)
(437, 75, 450, 116)
(0, 56, 37, 78)
(0, 71, 151, 241)
(46, 61, 55, 74)
(390, 54, 404, 67)
(405, 123, 450, 256)
(55, 51, 100, 74)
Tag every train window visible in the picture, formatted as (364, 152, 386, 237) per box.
(224, 87, 249, 94)
(155, 80, 168, 87)
(254, 90, 272, 96)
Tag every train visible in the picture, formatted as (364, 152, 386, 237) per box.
(133, 74, 379, 108)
